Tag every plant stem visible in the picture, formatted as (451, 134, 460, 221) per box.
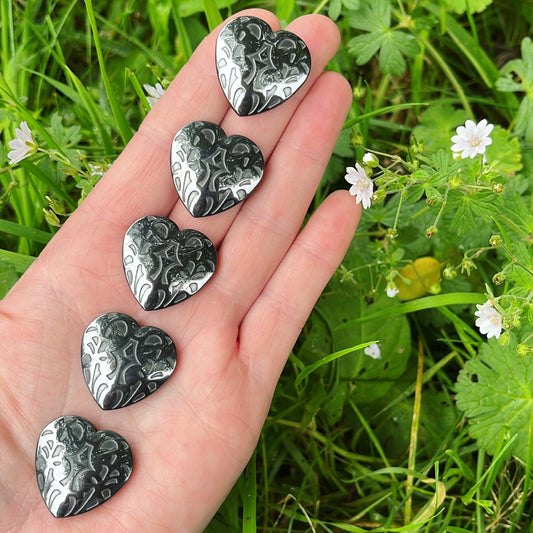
(405, 337, 424, 525)
(418, 34, 473, 118)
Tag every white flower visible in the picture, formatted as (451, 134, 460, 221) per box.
(364, 343, 381, 359)
(474, 300, 503, 339)
(7, 121, 37, 165)
(362, 152, 379, 167)
(386, 282, 399, 298)
(345, 163, 373, 209)
(144, 82, 165, 108)
(451, 119, 494, 159)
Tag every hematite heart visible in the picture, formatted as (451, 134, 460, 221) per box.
(35, 415, 133, 518)
(82, 312, 177, 410)
(215, 16, 311, 116)
(171, 121, 264, 217)
(123, 216, 217, 311)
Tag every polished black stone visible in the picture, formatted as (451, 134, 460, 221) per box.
(82, 312, 177, 410)
(123, 216, 217, 311)
(216, 15, 311, 116)
(35, 415, 133, 518)
(171, 121, 264, 217)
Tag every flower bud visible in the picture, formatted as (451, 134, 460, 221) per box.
(386, 281, 399, 298)
(517, 343, 531, 357)
(429, 281, 441, 294)
(492, 182, 505, 194)
(353, 86, 366, 100)
(443, 265, 457, 280)
(46, 196, 66, 216)
(492, 272, 505, 285)
(449, 175, 462, 189)
(498, 332, 510, 346)
(502, 316, 514, 330)
(43, 208, 60, 227)
(372, 189, 386, 203)
(362, 152, 379, 168)
(425, 225, 438, 238)
(489, 235, 502, 247)
(386, 228, 398, 239)
(410, 138, 424, 155)
(350, 131, 364, 146)
(460, 258, 476, 276)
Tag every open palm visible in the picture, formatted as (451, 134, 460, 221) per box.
(0, 10, 360, 532)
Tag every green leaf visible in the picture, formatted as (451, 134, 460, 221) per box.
(327, 0, 342, 21)
(347, 0, 390, 32)
(495, 76, 524, 93)
(391, 30, 420, 58)
(515, 95, 533, 142)
(455, 336, 533, 463)
(504, 242, 533, 292)
(485, 125, 522, 176)
(377, 32, 419, 77)
(447, 190, 501, 236)
(348, 31, 387, 66)
(379, 34, 406, 77)
(412, 103, 468, 153)
(496, 37, 533, 141)
(316, 276, 411, 404)
(347, 2, 418, 78)
(343, 0, 361, 9)
(49, 112, 81, 148)
(443, 0, 493, 15)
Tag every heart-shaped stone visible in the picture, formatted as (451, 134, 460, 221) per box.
(81, 312, 177, 410)
(35, 415, 133, 518)
(123, 216, 217, 311)
(216, 15, 311, 116)
(171, 121, 264, 217)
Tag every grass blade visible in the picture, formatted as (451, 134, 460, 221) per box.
(241, 449, 257, 533)
(202, 0, 223, 31)
(294, 341, 376, 387)
(0, 249, 35, 273)
(84, 0, 133, 145)
(343, 103, 428, 130)
(336, 293, 486, 330)
(0, 219, 52, 245)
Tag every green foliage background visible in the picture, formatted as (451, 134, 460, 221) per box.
(2, 0, 533, 531)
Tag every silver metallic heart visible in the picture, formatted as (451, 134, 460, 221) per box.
(35, 415, 133, 518)
(216, 15, 311, 116)
(171, 121, 264, 217)
(123, 216, 217, 311)
(82, 312, 177, 410)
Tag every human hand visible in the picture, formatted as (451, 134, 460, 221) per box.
(0, 9, 360, 532)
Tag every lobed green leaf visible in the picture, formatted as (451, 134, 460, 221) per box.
(456, 335, 533, 463)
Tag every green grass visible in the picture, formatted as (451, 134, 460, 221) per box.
(2, 0, 533, 531)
